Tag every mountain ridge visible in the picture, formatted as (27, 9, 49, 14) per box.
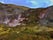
(0, 3, 53, 27)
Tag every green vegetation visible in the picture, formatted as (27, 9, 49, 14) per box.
(0, 24, 53, 40)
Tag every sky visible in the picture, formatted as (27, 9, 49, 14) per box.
(0, 0, 53, 8)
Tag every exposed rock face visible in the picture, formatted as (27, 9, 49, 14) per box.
(0, 3, 29, 27)
(39, 6, 53, 26)
(0, 10, 26, 27)
(0, 3, 41, 27)
(0, 3, 53, 27)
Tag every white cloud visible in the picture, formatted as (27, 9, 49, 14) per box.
(30, 1, 38, 5)
(50, 0, 53, 2)
(0, 1, 5, 3)
(26, 0, 38, 5)
(50, 0, 53, 5)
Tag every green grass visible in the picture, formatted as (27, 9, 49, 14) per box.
(0, 24, 53, 40)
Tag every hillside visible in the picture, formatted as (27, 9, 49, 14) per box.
(0, 3, 53, 40)
(0, 3, 48, 27)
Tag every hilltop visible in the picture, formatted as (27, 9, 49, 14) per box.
(0, 3, 53, 27)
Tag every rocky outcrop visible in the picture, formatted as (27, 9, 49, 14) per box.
(39, 6, 53, 26)
(0, 3, 29, 27)
(0, 3, 53, 27)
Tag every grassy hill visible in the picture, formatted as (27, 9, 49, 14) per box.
(0, 3, 53, 40)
